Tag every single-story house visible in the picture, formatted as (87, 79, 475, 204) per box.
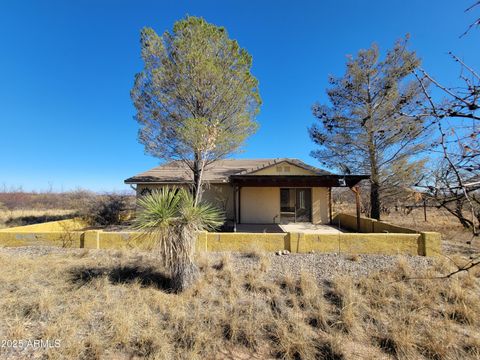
(125, 158, 369, 230)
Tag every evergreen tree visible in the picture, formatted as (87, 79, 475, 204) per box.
(132, 16, 261, 204)
(309, 38, 428, 219)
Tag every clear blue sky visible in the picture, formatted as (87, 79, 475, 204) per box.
(0, 0, 478, 192)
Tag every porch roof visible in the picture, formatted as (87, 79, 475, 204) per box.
(229, 174, 369, 188)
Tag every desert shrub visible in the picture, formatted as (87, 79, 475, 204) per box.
(79, 194, 133, 226)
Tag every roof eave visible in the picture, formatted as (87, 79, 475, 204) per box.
(124, 179, 229, 185)
(229, 174, 370, 187)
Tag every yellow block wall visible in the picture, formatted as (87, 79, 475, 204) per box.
(0, 231, 84, 248)
(332, 213, 418, 234)
(205, 232, 287, 252)
(0, 218, 85, 232)
(0, 218, 442, 256)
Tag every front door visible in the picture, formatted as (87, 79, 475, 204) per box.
(280, 188, 312, 223)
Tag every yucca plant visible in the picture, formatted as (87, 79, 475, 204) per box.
(132, 187, 224, 292)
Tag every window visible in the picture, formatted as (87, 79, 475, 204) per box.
(280, 188, 295, 213)
(298, 190, 305, 209)
(280, 188, 312, 223)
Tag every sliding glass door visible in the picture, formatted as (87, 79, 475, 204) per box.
(280, 188, 312, 223)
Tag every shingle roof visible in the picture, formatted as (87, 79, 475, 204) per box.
(124, 158, 332, 184)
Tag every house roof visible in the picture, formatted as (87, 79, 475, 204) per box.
(124, 158, 333, 184)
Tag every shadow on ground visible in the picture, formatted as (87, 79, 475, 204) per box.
(69, 265, 173, 292)
(6, 214, 75, 227)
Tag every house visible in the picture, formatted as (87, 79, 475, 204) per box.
(124, 158, 369, 230)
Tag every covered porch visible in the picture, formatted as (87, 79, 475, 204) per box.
(230, 174, 369, 232)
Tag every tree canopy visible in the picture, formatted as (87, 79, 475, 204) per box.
(309, 38, 429, 219)
(131, 16, 261, 203)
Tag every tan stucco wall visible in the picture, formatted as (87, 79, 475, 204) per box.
(202, 184, 234, 219)
(240, 187, 280, 223)
(136, 183, 329, 224)
(240, 186, 330, 224)
(136, 183, 235, 220)
(312, 187, 329, 224)
(136, 184, 187, 199)
(252, 162, 316, 175)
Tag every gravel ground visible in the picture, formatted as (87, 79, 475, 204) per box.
(0, 246, 433, 282)
(209, 252, 433, 281)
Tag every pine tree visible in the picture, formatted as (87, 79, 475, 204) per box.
(132, 17, 261, 204)
(309, 38, 428, 219)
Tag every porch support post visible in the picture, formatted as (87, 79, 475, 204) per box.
(328, 187, 333, 224)
(238, 186, 241, 224)
(350, 186, 361, 232)
(233, 184, 237, 232)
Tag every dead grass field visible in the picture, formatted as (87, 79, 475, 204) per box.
(0, 205, 479, 359)
(383, 208, 480, 257)
(0, 247, 478, 360)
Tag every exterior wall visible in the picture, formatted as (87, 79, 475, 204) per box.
(135, 183, 328, 225)
(136, 183, 188, 197)
(202, 184, 234, 220)
(136, 183, 235, 220)
(0, 219, 442, 256)
(240, 187, 280, 223)
(252, 161, 316, 175)
(312, 187, 329, 224)
(240, 186, 329, 224)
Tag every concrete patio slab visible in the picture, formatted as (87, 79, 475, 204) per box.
(235, 223, 344, 234)
(280, 223, 344, 234)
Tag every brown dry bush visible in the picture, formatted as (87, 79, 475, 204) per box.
(0, 250, 478, 360)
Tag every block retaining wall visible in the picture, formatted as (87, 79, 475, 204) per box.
(0, 217, 442, 256)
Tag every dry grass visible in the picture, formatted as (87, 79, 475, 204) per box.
(0, 209, 75, 229)
(0, 249, 478, 359)
(0, 204, 479, 358)
(382, 208, 480, 258)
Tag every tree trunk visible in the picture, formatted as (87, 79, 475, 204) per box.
(192, 154, 207, 206)
(171, 262, 199, 292)
(192, 156, 202, 205)
(193, 165, 201, 201)
(365, 81, 381, 221)
(370, 181, 381, 220)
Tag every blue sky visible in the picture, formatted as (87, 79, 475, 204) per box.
(0, 0, 478, 192)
